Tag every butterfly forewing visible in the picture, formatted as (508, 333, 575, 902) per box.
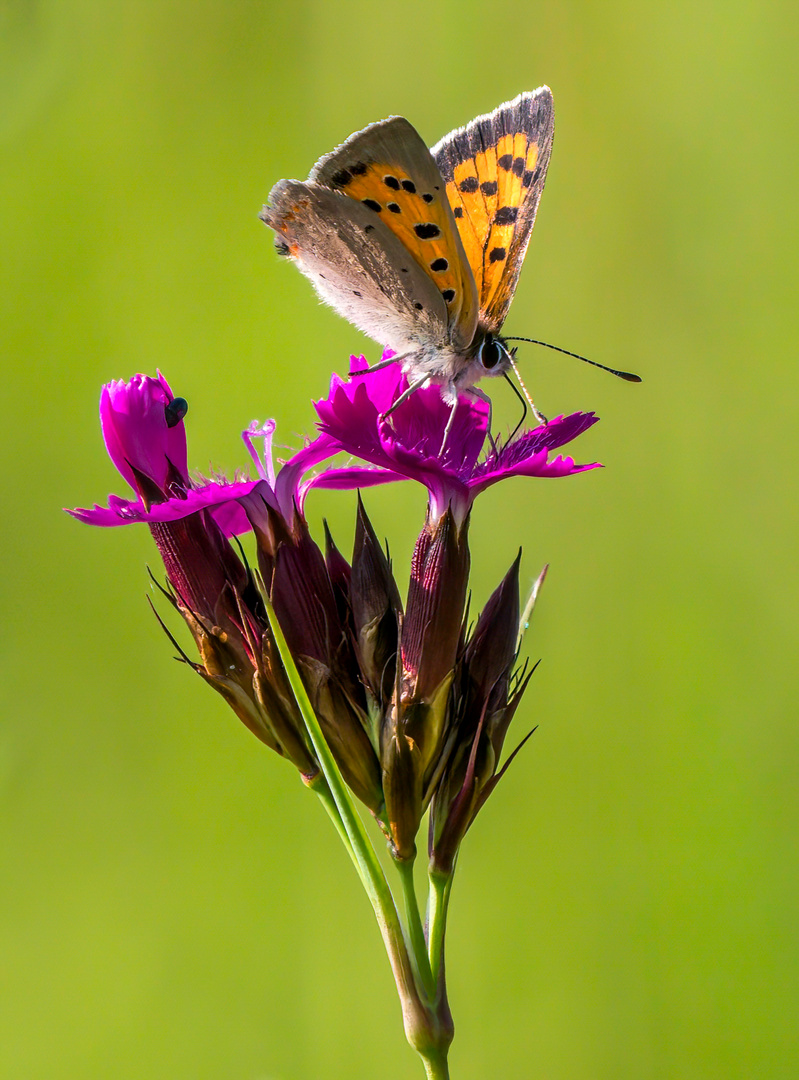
(309, 116, 479, 351)
(263, 179, 449, 355)
(432, 87, 554, 333)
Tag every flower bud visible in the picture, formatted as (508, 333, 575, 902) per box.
(379, 507, 470, 860)
(381, 674, 453, 861)
(246, 498, 385, 815)
(153, 509, 319, 779)
(401, 508, 469, 701)
(323, 520, 352, 627)
(351, 494, 402, 707)
(429, 554, 535, 874)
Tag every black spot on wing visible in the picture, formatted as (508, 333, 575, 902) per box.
(494, 206, 519, 225)
(383, 175, 400, 189)
(512, 157, 525, 177)
(350, 162, 368, 176)
(430, 258, 448, 272)
(489, 246, 506, 263)
(459, 176, 479, 193)
(413, 302, 424, 310)
(331, 168, 352, 187)
(387, 202, 401, 213)
(414, 223, 441, 239)
(452, 206, 463, 219)
(401, 179, 416, 193)
(480, 180, 498, 196)
(433, 91, 553, 198)
(422, 192, 434, 203)
(442, 289, 455, 303)
(362, 199, 382, 212)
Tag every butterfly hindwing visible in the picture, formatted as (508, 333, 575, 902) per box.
(263, 179, 449, 356)
(309, 116, 479, 352)
(432, 87, 554, 333)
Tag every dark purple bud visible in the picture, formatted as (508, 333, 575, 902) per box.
(381, 712, 424, 861)
(464, 550, 521, 703)
(471, 676, 535, 819)
(191, 616, 317, 779)
(428, 554, 535, 875)
(247, 500, 383, 813)
(269, 515, 343, 666)
(150, 506, 319, 779)
(150, 511, 249, 625)
(351, 495, 402, 702)
(324, 519, 351, 588)
(402, 508, 470, 701)
(376, 508, 471, 859)
(323, 520, 353, 632)
(381, 679, 452, 861)
(298, 655, 384, 815)
(427, 707, 495, 875)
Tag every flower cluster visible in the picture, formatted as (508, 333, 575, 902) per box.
(71, 358, 599, 867)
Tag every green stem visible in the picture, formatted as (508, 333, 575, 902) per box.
(427, 867, 454, 987)
(420, 1049, 450, 1079)
(396, 857, 435, 998)
(264, 598, 422, 1025)
(304, 772, 364, 884)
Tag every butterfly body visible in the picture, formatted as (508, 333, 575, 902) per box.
(262, 89, 554, 405)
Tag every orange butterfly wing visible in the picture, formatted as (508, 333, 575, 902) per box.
(432, 87, 554, 334)
(309, 117, 479, 351)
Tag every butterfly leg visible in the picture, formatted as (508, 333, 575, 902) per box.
(465, 386, 497, 453)
(380, 374, 430, 421)
(350, 353, 411, 378)
(439, 398, 460, 456)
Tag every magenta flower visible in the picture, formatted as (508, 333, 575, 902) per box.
(314, 355, 601, 524)
(68, 372, 387, 810)
(100, 372, 189, 496)
(69, 373, 340, 537)
(69, 373, 255, 534)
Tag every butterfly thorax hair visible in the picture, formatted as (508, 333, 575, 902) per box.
(405, 329, 513, 405)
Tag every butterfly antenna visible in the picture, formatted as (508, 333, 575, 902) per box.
(508, 352, 548, 426)
(504, 337, 642, 382)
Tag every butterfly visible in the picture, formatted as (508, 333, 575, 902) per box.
(261, 89, 555, 418)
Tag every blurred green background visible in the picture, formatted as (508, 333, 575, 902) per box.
(2, 1, 797, 1077)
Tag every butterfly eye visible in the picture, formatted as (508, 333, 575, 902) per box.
(165, 397, 188, 428)
(478, 335, 505, 371)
